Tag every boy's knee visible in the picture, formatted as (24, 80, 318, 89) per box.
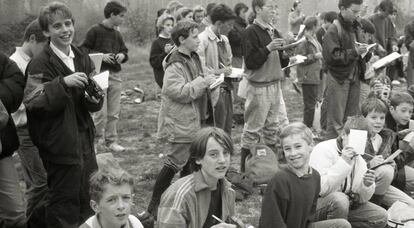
(325, 192, 350, 218)
(336, 219, 352, 228)
(366, 207, 388, 228)
(376, 164, 394, 182)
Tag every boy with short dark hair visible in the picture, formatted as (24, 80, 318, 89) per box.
(140, 21, 216, 226)
(259, 122, 351, 228)
(198, 3, 236, 135)
(149, 13, 175, 88)
(9, 19, 48, 220)
(384, 92, 414, 196)
(79, 168, 144, 228)
(80, 0, 129, 153)
(24, 2, 103, 227)
(361, 98, 414, 207)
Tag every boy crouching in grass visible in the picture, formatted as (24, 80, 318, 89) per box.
(79, 167, 144, 228)
(259, 122, 351, 228)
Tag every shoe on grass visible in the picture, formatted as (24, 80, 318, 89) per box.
(108, 142, 125, 152)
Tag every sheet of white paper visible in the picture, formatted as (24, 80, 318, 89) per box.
(355, 42, 377, 58)
(348, 129, 368, 155)
(209, 74, 224, 89)
(227, 68, 244, 78)
(373, 52, 402, 70)
(93, 71, 109, 90)
(282, 55, 307, 71)
(295, 25, 306, 41)
(89, 53, 104, 73)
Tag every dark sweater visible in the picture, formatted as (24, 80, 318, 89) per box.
(80, 23, 128, 73)
(228, 16, 247, 58)
(259, 166, 320, 228)
(322, 14, 363, 83)
(0, 53, 25, 159)
(24, 44, 103, 164)
(149, 36, 174, 88)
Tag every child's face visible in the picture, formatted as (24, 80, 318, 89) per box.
(390, 103, 414, 126)
(196, 137, 231, 182)
(92, 184, 133, 227)
(217, 19, 235, 36)
(111, 11, 126, 27)
(162, 19, 174, 35)
(365, 111, 386, 134)
(180, 28, 200, 52)
(44, 14, 74, 53)
(282, 135, 312, 172)
(193, 11, 205, 24)
(185, 12, 194, 21)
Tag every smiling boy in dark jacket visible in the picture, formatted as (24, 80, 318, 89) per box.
(24, 2, 103, 227)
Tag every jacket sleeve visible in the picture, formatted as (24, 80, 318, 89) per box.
(163, 62, 210, 104)
(157, 188, 189, 228)
(258, 178, 287, 228)
(23, 61, 71, 115)
(228, 27, 242, 50)
(196, 36, 214, 75)
(149, 40, 168, 70)
(0, 100, 9, 130)
(322, 26, 359, 67)
(354, 157, 375, 203)
(309, 144, 352, 197)
(0, 55, 26, 113)
(242, 28, 271, 70)
(405, 23, 414, 51)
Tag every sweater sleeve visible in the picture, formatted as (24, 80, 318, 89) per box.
(258, 178, 288, 228)
(309, 143, 352, 197)
(242, 28, 271, 70)
(79, 26, 97, 53)
(149, 39, 168, 70)
(0, 55, 26, 113)
(117, 31, 129, 63)
(322, 25, 359, 67)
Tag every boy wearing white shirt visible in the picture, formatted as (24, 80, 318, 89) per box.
(310, 116, 387, 228)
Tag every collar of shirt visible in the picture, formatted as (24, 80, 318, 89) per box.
(50, 42, 75, 72)
(286, 164, 313, 178)
(14, 47, 31, 63)
(205, 26, 223, 42)
(253, 19, 274, 37)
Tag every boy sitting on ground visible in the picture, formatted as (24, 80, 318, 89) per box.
(79, 167, 144, 228)
(361, 98, 414, 207)
(309, 116, 388, 228)
(259, 122, 351, 228)
(384, 92, 414, 196)
(158, 127, 236, 228)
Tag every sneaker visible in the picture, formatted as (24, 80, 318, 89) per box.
(108, 142, 125, 152)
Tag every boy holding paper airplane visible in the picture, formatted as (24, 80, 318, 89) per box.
(361, 97, 414, 207)
(197, 4, 236, 135)
(309, 116, 388, 228)
(24, 2, 104, 226)
(80, 1, 129, 153)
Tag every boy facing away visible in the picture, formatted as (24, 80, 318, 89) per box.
(24, 2, 104, 227)
(9, 20, 48, 219)
(80, 0, 129, 153)
(79, 168, 144, 228)
(259, 122, 351, 228)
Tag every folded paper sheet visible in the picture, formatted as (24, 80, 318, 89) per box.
(348, 129, 368, 155)
(93, 71, 109, 90)
(89, 53, 104, 73)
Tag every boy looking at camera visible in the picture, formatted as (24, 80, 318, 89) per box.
(259, 122, 351, 228)
(79, 168, 144, 228)
(24, 2, 103, 227)
(80, 1, 129, 153)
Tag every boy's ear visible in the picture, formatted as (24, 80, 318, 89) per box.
(90, 200, 100, 213)
(389, 105, 395, 112)
(29, 34, 37, 43)
(42, 30, 50, 38)
(178, 36, 185, 45)
(254, 6, 262, 14)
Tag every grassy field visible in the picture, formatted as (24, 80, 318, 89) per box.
(77, 43, 303, 227)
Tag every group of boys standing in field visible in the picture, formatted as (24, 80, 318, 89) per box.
(2, 0, 414, 227)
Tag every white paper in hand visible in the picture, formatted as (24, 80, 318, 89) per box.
(348, 129, 368, 155)
(227, 68, 244, 78)
(93, 71, 109, 90)
(89, 53, 104, 73)
(209, 74, 224, 89)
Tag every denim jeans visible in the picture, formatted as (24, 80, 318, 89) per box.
(241, 81, 288, 148)
(94, 73, 122, 144)
(301, 84, 319, 128)
(16, 126, 47, 219)
(0, 156, 26, 228)
(214, 88, 233, 135)
(325, 74, 360, 139)
(309, 219, 351, 228)
(315, 192, 388, 228)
